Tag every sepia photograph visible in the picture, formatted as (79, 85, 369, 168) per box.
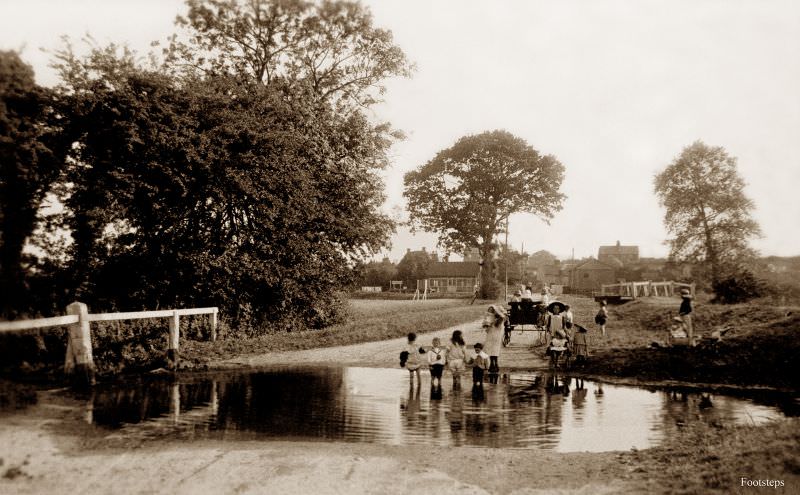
(1, 0, 798, 493)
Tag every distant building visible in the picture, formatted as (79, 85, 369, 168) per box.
(571, 259, 616, 292)
(598, 241, 639, 266)
(424, 261, 481, 294)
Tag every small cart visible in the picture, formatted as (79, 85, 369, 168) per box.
(503, 300, 548, 346)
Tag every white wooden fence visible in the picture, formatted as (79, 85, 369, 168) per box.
(0, 302, 218, 386)
(597, 281, 695, 299)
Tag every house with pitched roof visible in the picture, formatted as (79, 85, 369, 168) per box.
(424, 261, 481, 294)
(598, 241, 639, 266)
(571, 259, 617, 292)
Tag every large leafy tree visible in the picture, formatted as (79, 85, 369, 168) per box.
(404, 130, 566, 298)
(0, 51, 66, 318)
(654, 141, 761, 283)
(11, 0, 407, 331)
(51, 42, 396, 330)
(166, 0, 412, 108)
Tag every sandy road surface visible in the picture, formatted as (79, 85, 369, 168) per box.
(216, 318, 553, 370)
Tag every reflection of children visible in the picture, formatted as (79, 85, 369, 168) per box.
(471, 343, 490, 386)
(428, 337, 447, 389)
(404, 333, 422, 384)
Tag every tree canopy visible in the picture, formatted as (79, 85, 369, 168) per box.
(654, 141, 761, 283)
(167, 0, 413, 109)
(5, 0, 411, 332)
(403, 130, 565, 297)
(0, 51, 66, 318)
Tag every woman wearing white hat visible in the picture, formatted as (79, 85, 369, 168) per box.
(483, 304, 506, 373)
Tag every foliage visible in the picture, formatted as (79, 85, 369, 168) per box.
(654, 141, 761, 283)
(167, 0, 413, 109)
(25, 0, 411, 333)
(403, 130, 565, 298)
(46, 44, 397, 331)
(0, 51, 66, 318)
(497, 247, 528, 286)
(355, 257, 397, 289)
(710, 268, 767, 304)
(395, 248, 436, 288)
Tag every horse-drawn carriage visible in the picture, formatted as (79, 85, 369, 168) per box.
(503, 300, 548, 347)
(504, 299, 574, 369)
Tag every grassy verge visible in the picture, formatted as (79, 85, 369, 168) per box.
(563, 295, 800, 390)
(624, 418, 800, 493)
(180, 299, 490, 366)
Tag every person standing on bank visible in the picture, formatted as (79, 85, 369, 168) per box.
(595, 300, 609, 337)
(483, 304, 506, 373)
(679, 288, 694, 345)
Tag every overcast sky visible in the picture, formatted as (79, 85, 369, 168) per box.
(2, 0, 798, 262)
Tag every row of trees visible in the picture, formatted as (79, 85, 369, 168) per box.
(1, 0, 412, 330)
(399, 136, 762, 302)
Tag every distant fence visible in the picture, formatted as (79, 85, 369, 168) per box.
(0, 302, 218, 386)
(595, 281, 695, 300)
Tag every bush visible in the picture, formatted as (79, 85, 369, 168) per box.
(711, 269, 767, 304)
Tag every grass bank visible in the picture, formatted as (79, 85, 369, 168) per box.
(565, 295, 800, 390)
(625, 417, 800, 493)
(180, 299, 490, 367)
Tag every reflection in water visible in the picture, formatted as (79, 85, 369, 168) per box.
(85, 366, 795, 452)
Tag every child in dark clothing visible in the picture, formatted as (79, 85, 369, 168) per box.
(470, 342, 490, 387)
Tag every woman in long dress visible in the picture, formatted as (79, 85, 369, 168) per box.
(483, 304, 506, 373)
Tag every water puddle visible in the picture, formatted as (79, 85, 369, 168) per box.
(72, 366, 795, 452)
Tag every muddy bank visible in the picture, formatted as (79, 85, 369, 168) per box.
(578, 303, 800, 391)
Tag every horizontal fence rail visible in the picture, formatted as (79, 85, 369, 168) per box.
(0, 314, 80, 333)
(0, 302, 219, 386)
(596, 281, 695, 300)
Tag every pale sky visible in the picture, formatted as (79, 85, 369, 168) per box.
(2, 0, 799, 262)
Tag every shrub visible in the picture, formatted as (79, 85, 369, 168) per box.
(711, 269, 767, 304)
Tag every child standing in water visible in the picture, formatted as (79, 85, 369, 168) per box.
(403, 332, 422, 385)
(427, 337, 447, 389)
(447, 330, 467, 390)
(470, 342, 490, 387)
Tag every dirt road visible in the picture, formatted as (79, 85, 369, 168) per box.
(215, 318, 552, 370)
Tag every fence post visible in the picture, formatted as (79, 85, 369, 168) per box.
(65, 302, 95, 387)
(168, 310, 180, 370)
(210, 309, 218, 342)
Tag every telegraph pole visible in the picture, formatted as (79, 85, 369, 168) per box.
(504, 215, 509, 302)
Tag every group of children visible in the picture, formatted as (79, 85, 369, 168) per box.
(400, 299, 609, 390)
(401, 330, 491, 391)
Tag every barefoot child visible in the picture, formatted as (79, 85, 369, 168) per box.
(447, 330, 467, 389)
(403, 332, 422, 384)
(428, 337, 447, 389)
(470, 343, 490, 387)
